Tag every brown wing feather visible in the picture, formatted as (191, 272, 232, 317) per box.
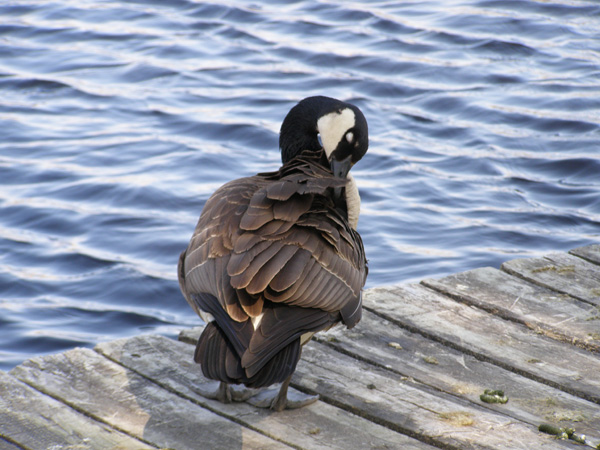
(226, 240, 271, 277)
(246, 245, 299, 294)
(268, 248, 312, 291)
(240, 189, 274, 231)
(229, 240, 285, 291)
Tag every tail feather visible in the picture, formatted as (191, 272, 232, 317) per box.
(195, 322, 244, 382)
(196, 320, 301, 388)
(246, 337, 301, 388)
(191, 293, 252, 358)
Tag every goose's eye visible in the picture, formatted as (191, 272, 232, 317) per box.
(317, 133, 323, 147)
(345, 132, 354, 144)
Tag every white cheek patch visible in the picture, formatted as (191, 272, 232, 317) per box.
(317, 108, 356, 159)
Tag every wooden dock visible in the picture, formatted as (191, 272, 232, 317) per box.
(2, 245, 600, 450)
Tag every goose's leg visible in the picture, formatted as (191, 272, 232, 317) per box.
(270, 375, 292, 412)
(216, 381, 232, 403)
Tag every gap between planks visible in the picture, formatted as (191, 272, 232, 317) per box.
(422, 266, 600, 353)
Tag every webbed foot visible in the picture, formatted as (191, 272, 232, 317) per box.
(194, 381, 259, 403)
(246, 376, 319, 411)
(247, 386, 319, 411)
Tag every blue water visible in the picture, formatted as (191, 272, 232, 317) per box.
(1, 0, 599, 371)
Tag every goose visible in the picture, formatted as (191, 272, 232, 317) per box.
(178, 96, 368, 411)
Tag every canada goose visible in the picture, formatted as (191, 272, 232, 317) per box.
(178, 96, 368, 411)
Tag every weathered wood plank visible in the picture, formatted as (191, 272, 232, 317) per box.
(179, 328, 579, 450)
(363, 285, 600, 405)
(311, 309, 600, 445)
(502, 252, 600, 306)
(298, 339, 581, 450)
(0, 370, 156, 450)
(422, 267, 600, 352)
(570, 244, 600, 266)
(98, 334, 436, 450)
(10, 348, 291, 450)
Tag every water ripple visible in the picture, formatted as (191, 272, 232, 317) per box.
(0, 0, 599, 369)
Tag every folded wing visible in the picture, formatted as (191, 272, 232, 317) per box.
(179, 150, 367, 383)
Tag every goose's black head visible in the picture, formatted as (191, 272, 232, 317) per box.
(279, 96, 368, 180)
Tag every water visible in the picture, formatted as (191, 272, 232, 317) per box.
(1, 0, 599, 370)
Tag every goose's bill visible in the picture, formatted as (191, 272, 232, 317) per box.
(331, 155, 352, 199)
(331, 155, 352, 179)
